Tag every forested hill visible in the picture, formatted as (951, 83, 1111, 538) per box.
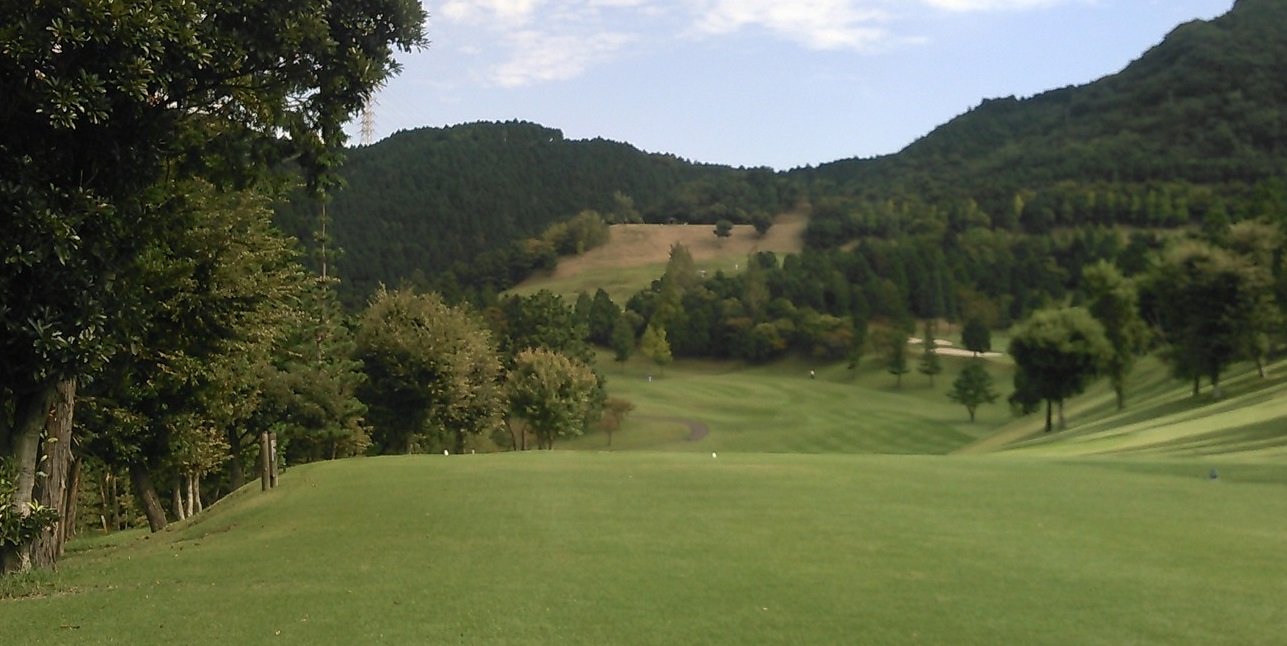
(275, 121, 793, 306)
(795, 0, 1287, 214)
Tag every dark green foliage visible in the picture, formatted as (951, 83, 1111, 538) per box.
(798, 0, 1287, 217)
(917, 322, 943, 387)
(714, 219, 734, 239)
(492, 290, 593, 366)
(1007, 307, 1114, 432)
(947, 361, 999, 422)
(1139, 240, 1275, 398)
(961, 318, 992, 355)
(275, 122, 800, 305)
(1081, 261, 1150, 410)
(610, 313, 637, 365)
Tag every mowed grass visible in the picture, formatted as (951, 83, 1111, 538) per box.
(562, 349, 1017, 455)
(5, 453, 1286, 645)
(969, 356, 1287, 461)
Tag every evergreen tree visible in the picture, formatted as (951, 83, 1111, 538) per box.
(640, 324, 673, 376)
(961, 317, 992, 356)
(917, 321, 943, 386)
(948, 361, 999, 422)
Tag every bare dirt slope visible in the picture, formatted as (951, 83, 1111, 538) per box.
(547, 210, 808, 280)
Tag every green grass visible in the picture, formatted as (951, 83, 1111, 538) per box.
(564, 350, 1016, 454)
(8, 346, 1287, 643)
(4, 453, 1286, 644)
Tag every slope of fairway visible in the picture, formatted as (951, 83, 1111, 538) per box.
(564, 352, 1016, 455)
(962, 357, 1287, 461)
(5, 453, 1286, 645)
(511, 210, 806, 303)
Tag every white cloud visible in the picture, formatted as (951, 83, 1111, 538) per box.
(921, 0, 1067, 11)
(693, 0, 895, 51)
(434, 0, 1082, 87)
(439, 0, 547, 25)
(492, 30, 637, 86)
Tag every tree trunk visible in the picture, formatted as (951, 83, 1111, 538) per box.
(1044, 399, 1053, 433)
(228, 455, 244, 491)
(30, 378, 76, 568)
(1192, 373, 1200, 398)
(9, 385, 58, 511)
(194, 474, 203, 513)
(172, 479, 184, 520)
(1057, 399, 1066, 431)
(186, 473, 196, 518)
(128, 463, 168, 533)
(2, 385, 57, 574)
(967, 407, 976, 423)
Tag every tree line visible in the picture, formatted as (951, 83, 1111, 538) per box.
(2, 0, 427, 574)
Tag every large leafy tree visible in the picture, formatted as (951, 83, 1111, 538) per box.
(1140, 241, 1276, 398)
(506, 349, 599, 450)
(79, 181, 308, 533)
(1008, 307, 1113, 432)
(1, 0, 425, 572)
(356, 288, 506, 455)
(1080, 261, 1150, 410)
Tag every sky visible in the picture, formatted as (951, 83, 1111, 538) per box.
(352, 0, 1235, 170)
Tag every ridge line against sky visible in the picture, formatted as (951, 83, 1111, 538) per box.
(351, 0, 1234, 170)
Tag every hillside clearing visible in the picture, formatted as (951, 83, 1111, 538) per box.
(512, 210, 806, 301)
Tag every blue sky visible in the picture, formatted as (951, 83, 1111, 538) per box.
(355, 0, 1234, 170)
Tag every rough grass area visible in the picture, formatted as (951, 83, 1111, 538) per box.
(511, 211, 806, 303)
(4, 453, 1285, 645)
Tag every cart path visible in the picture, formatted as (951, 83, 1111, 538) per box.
(635, 415, 710, 442)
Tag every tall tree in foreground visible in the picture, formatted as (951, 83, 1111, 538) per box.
(0, 0, 425, 573)
(1008, 307, 1112, 432)
(356, 288, 506, 455)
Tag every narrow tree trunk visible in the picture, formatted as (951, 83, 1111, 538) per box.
(1057, 399, 1066, 431)
(1192, 373, 1200, 398)
(260, 432, 271, 491)
(194, 474, 203, 513)
(172, 479, 185, 520)
(128, 463, 168, 533)
(186, 474, 196, 518)
(31, 378, 76, 568)
(1044, 399, 1053, 433)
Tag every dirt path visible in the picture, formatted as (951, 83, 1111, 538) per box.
(636, 415, 710, 442)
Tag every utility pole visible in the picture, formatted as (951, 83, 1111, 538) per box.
(360, 97, 376, 146)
